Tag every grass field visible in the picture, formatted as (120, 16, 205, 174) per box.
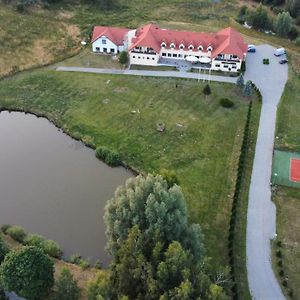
(0, 68, 258, 269)
(273, 187, 300, 299)
(273, 51, 300, 298)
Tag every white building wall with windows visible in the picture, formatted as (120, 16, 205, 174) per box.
(129, 52, 160, 66)
(92, 36, 124, 54)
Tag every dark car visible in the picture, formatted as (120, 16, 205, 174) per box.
(279, 59, 288, 64)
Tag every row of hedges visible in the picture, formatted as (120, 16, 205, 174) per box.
(228, 101, 253, 299)
(1, 225, 62, 259)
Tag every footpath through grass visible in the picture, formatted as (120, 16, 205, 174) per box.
(0, 68, 258, 269)
(273, 52, 300, 299)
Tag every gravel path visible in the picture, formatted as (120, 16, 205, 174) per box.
(245, 44, 288, 300)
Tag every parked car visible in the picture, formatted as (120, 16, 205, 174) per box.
(279, 59, 288, 64)
(274, 48, 285, 56)
(248, 45, 256, 52)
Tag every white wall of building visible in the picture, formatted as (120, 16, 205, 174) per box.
(92, 36, 124, 54)
(211, 59, 242, 72)
(129, 52, 160, 66)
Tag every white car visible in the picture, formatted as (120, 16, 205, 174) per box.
(274, 48, 285, 56)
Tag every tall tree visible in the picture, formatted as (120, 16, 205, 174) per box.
(236, 74, 245, 88)
(275, 11, 293, 36)
(247, 4, 270, 30)
(243, 81, 253, 97)
(0, 246, 54, 300)
(104, 174, 227, 300)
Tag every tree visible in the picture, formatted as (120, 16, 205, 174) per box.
(286, 0, 300, 17)
(104, 174, 227, 299)
(243, 81, 253, 97)
(0, 286, 7, 300)
(54, 268, 81, 300)
(236, 74, 244, 88)
(203, 84, 211, 96)
(275, 12, 293, 36)
(247, 4, 270, 30)
(118, 51, 128, 65)
(0, 246, 54, 300)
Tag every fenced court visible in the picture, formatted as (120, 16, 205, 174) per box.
(272, 150, 300, 188)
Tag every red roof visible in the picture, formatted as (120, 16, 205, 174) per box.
(92, 26, 130, 45)
(129, 24, 247, 59)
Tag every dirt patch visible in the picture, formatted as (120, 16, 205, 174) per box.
(31, 39, 54, 64)
(58, 10, 75, 20)
(114, 87, 129, 93)
(65, 23, 81, 39)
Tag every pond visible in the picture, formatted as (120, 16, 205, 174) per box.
(0, 111, 133, 267)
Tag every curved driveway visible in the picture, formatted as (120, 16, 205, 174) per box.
(245, 45, 288, 300)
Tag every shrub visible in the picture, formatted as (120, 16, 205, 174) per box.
(0, 237, 9, 264)
(87, 272, 110, 300)
(53, 268, 81, 300)
(0, 225, 11, 234)
(203, 84, 211, 95)
(79, 258, 90, 270)
(263, 58, 270, 64)
(94, 260, 102, 269)
(220, 98, 234, 108)
(277, 260, 283, 267)
(95, 146, 121, 167)
(24, 234, 45, 248)
(42, 240, 62, 258)
(159, 169, 179, 187)
(295, 37, 300, 46)
(16, 2, 25, 12)
(0, 246, 54, 300)
(241, 61, 246, 72)
(6, 226, 26, 243)
(69, 254, 81, 265)
(276, 250, 282, 258)
(279, 270, 285, 277)
(118, 51, 128, 65)
(0, 285, 7, 300)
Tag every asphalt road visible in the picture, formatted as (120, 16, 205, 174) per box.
(56, 66, 237, 83)
(245, 45, 288, 300)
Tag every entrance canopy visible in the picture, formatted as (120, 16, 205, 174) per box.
(185, 55, 198, 63)
(199, 57, 211, 64)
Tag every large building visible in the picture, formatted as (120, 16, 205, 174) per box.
(92, 24, 248, 72)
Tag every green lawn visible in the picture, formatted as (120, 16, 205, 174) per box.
(273, 52, 300, 299)
(0, 69, 258, 269)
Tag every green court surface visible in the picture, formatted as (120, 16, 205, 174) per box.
(272, 150, 300, 189)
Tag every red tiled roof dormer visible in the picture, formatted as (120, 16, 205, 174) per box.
(92, 26, 130, 45)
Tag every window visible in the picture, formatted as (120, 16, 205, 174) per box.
(216, 64, 220, 67)
(161, 42, 166, 48)
(138, 56, 141, 59)
(168, 53, 171, 57)
(173, 53, 177, 57)
(152, 58, 155, 60)
(102, 39, 106, 45)
(170, 43, 175, 49)
(162, 53, 166, 57)
(232, 66, 237, 69)
(178, 54, 182, 58)
(147, 57, 150, 59)
(133, 55, 136, 58)
(231, 55, 237, 59)
(95, 47, 100, 52)
(103, 48, 107, 53)
(110, 48, 115, 53)
(224, 65, 228, 68)
(189, 45, 194, 50)
(179, 44, 185, 49)
(198, 45, 203, 51)
(207, 46, 213, 52)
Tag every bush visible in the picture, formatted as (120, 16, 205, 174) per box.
(94, 260, 102, 269)
(0, 246, 54, 300)
(118, 51, 128, 65)
(0, 237, 9, 264)
(42, 240, 62, 258)
(263, 58, 270, 64)
(16, 2, 25, 12)
(241, 61, 246, 72)
(95, 146, 121, 167)
(203, 84, 211, 95)
(276, 249, 282, 258)
(6, 226, 26, 243)
(0, 225, 10, 234)
(220, 98, 235, 108)
(159, 169, 179, 187)
(24, 234, 45, 248)
(79, 258, 90, 270)
(69, 254, 81, 265)
(54, 268, 81, 300)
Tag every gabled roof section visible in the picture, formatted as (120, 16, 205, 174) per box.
(213, 27, 248, 59)
(92, 26, 130, 45)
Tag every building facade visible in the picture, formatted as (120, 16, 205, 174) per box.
(92, 24, 248, 72)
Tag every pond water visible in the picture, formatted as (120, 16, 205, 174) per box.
(0, 111, 133, 267)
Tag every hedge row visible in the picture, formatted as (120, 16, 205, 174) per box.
(228, 101, 253, 299)
(1, 225, 62, 259)
(95, 146, 121, 167)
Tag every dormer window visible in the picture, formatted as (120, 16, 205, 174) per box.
(207, 46, 213, 52)
(198, 45, 203, 51)
(179, 44, 185, 50)
(188, 45, 194, 50)
(161, 42, 166, 48)
(170, 42, 175, 49)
